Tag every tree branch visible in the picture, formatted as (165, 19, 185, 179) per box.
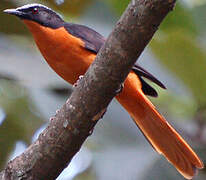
(0, 0, 176, 179)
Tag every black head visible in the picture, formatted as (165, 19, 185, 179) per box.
(4, 4, 64, 28)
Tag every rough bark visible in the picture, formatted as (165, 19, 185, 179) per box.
(0, 0, 176, 179)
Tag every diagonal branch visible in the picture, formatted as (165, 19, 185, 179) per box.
(0, 0, 176, 179)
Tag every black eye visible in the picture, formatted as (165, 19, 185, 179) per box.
(32, 8, 38, 14)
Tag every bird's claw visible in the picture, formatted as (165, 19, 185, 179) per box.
(73, 75, 84, 87)
(116, 83, 124, 94)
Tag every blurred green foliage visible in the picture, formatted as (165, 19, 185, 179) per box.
(105, 0, 130, 15)
(159, 4, 197, 35)
(151, 2, 206, 114)
(0, 0, 29, 35)
(151, 88, 197, 119)
(151, 30, 206, 106)
(0, 79, 44, 168)
(193, 4, 206, 34)
(48, 0, 93, 17)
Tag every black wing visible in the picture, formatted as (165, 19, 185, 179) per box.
(64, 23, 166, 97)
(64, 23, 105, 53)
(132, 65, 166, 97)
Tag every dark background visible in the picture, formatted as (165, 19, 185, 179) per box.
(0, 0, 206, 179)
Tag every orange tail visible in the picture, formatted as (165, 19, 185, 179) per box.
(116, 72, 204, 179)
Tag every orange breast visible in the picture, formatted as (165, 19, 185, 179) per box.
(23, 20, 96, 84)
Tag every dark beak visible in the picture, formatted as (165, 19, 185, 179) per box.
(3, 8, 25, 18)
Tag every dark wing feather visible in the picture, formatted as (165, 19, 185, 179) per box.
(64, 23, 165, 97)
(139, 77, 158, 97)
(64, 23, 105, 53)
(133, 65, 166, 89)
(132, 65, 166, 97)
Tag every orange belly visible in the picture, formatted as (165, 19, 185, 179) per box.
(24, 20, 96, 84)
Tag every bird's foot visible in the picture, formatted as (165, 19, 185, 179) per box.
(73, 75, 84, 87)
(116, 83, 124, 94)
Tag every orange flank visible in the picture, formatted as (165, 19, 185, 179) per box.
(4, 4, 203, 179)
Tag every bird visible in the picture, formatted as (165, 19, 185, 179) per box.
(4, 4, 204, 179)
